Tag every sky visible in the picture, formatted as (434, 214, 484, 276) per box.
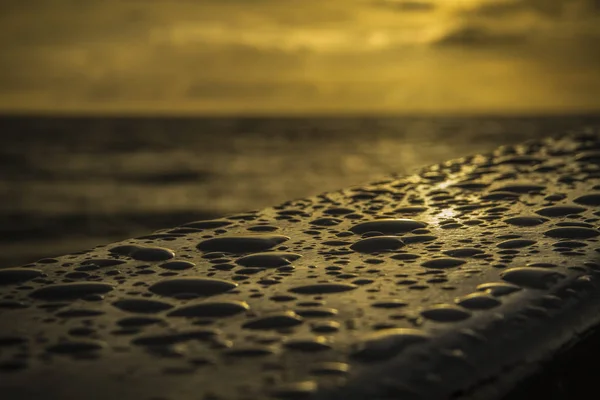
(1, 0, 599, 115)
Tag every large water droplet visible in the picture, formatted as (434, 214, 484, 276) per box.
(501, 267, 566, 289)
(30, 282, 114, 300)
(242, 311, 303, 330)
(350, 219, 427, 234)
(350, 236, 404, 253)
(574, 193, 600, 206)
(456, 293, 501, 310)
(289, 283, 358, 294)
(497, 239, 536, 249)
(149, 277, 237, 297)
(351, 328, 430, 361)
(236, 252, 301, 268)
(112, 298, 174, 313)
(168, 300, 249, 317)
(421, 305, 471, 322)
(504, 216, 548, 226)
(536, 205, 587, 217)
(421, 258, 465, 269)
(544, 227, 600, 239)
(196, 235, 289, 253)
(110, 245, 175, 261)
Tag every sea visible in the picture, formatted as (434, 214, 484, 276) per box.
(1, 114, 600, 267)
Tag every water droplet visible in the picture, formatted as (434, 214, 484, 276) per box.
(223, 345, 275, 357)
(501, 267, 566, 289)
(351, 328, 430, 361)
(497, 239, 536, 249)
(149, 277, 237, 297)
(504, 216, 548, 226)
(310, 218, 342, 226)
(350, 219, 427, 234)
(421, 258, 465, 269)
(283, 336, 331, 352)
(46, 340, 105, 354)
(236, 252, 301, 268)
(159, 261, 195, 271)
(371, 300, 408, 309)
(350, 236, 404, 253)
(30, 282, 114, 300)
(294, 307, 338, 317)
(536, 205, 587, 217)
(168, 300, 249, 318)
(574, 193, 600, 206)
(443, 248, 484, 258)
(311, 321, 340, 333)
(112, 298, 174, 313)
(0, 268, 43, 285)
(544, 227, 600, 239)
(289, 283, 358, 294)
(81, 259, 125, 268)
(421, 305, 471, 322)
(242, 311, 303, 330)
(196, 235, 289, 253)
(110, 245, 175, 261)
(456, 293, 501, 310)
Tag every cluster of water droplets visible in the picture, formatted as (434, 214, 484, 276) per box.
(2, 130, 600, 399)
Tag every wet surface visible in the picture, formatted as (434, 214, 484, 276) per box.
(1, 128, 600, 399)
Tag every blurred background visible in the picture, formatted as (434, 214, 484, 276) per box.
(1, 0, 600, 267)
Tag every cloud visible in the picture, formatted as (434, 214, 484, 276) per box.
(432, 25, 527, 47)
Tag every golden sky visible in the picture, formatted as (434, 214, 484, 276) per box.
(1, 0, 599, 115)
